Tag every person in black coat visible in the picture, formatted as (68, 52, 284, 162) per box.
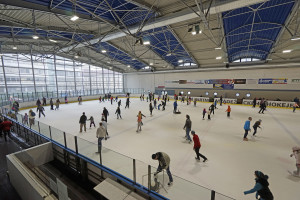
(244, 171, 274, 200)
(103, 107, 109, 122)
(79, 112, 87, 132)
(115, 107, 122, 119)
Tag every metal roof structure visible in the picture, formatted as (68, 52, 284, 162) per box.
(0, 0, 299, 72)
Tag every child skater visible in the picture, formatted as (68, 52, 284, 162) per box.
(253, 119, 262, 136)
(207, 109, 211, 120)
(89, 116, 96, 128)
(202, 108, 206, 120)
(225, 105, 231, 117)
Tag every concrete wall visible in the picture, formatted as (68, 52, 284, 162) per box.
(124, 67, 300, 101)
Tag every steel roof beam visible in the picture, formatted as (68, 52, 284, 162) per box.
(60, 0, 266, 52)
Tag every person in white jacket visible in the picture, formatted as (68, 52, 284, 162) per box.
(290, 146, 300, 176)
(96, 122, 106, 153)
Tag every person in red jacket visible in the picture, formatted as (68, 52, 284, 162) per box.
(225, 105, 231, 117)
(0, 118, 13, 142)
(191, 131, 208, 162)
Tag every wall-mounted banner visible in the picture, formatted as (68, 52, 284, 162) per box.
(193, 97, 210, 102)
(291, 79, 300, 84)
(214, 98, 237, 104)
(213, 84, 234, 89)
(242, 99, 294, 108)
(233, 79, 246, 84)
(258, 78, 287, 84)
(206, 79, 234, 84)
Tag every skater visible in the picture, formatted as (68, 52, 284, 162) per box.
(161, 101, 166, 111)
(12, 101, 19, 113)
(115, 96, 118, 102)
(214, 99, 218, 109)
(293, 102, 299, 112)
(209, 104, 215, 114)
(181, 96, 184, 103)
(253, 119, 262, 136)
(118, 100, 122, 107)
(36, 98, 41, 111)
(253, 97, 257, 108)
(207, 110, 211, 120)
(244, 171, 274, 200)
(22, 113, 28, 125)
(65, 96, 68, 104)
(28, 109, 35, 126)
(149, 102, 153, 116)
(220, 95, 223, 106)
(243, 117, 252, 141)
(154, 99, 157, 109)
(202, 108, 206, 120)
(78, 96, 82, 105)
(55, 99, 60, 110)
(37, 105, 45, 118)
(146, 96, 149, 102)
(103, 107, 109, 122)
(194, 98, 197, 107)
(157, 103, 161, 110)
(79, 112, 87, 133)
(136, 111, 146, 132)
(0, 118, 13, 142)
(42, 97, 46, 106)
(110, 96, 113, 105)
(152, 152, 173, 186)
(183, 115, 192, 143)
(101, 117, 109, 138)
(258, 99, 266, 114)
(115, 106, 122, 119)
(88, 116, 96, 128)
(96, 122, 106, 153)
(50, 98, 54, 110)
(225, 105, 231, 117)
(99, 96, 102, 102)
(173, 100, 178, 113)
(125, 98, 130, 109)
(290, 146, 300, 176)
(191, 131, 208, 162)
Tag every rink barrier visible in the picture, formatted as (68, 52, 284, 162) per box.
(0, 107, 168, 200)
(1, 105, 236, 200)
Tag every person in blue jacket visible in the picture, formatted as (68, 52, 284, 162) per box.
(243, 117, 252, 141)
(173, 101, 178, 113)
(244, 171, 274, 200)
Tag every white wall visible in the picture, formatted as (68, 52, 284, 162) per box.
(124, 67, 300, 101)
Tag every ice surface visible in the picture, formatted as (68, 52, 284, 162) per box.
(20, 98, 300, 200)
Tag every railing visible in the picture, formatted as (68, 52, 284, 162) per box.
(0, 105, 235, 200)
(0, 88, 144, 106)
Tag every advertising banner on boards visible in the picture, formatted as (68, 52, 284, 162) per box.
(242, 99, 294, 108)
(258, 78, 287, 84)
(214, 98, 237, 104)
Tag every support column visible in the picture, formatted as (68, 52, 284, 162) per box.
(0, 51, 9, 101)
(102, 67, 105, 94)
(73, 60, 77, 92)
(30, 46, 37, 94)
(113, 70, 115, 93)
(89, 64, 92, 95)
(53, 55, 59, 97)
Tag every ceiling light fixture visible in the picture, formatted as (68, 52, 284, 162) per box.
(282, 50, 292, 53)
(166, 53, 172, 56)
(178, 60, 183, 63)
(32, 35, 39, 39)
(101, 50, 107, 53)
(127, 65, 130, 68)
(143, 41, 150, 45)
(13, 46, 17, 50)
(291, 37, 300, 41)
(150, 63, 153, 66)
(266, 58, 272, 61)
(70, 15, 79, 21)
(74, 55, 79, 58)
(216, 56, 222, 60)
(215, 47, 222, 50)
(191, 31, 197, 35)
(49, 39, 57, 43)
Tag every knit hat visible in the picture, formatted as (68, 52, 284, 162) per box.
(255, 171, 268, 179)
(152, 154, 157, 159)
(191, 131, 195, 134)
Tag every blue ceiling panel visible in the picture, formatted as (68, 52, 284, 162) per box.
(139, 26, 196, 67)
(223, 0, 295, 62)
(93, 42, 146, 70)
(22, 0, 157, 26)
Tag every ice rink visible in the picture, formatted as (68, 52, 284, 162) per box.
(20, 97, 300, 200)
